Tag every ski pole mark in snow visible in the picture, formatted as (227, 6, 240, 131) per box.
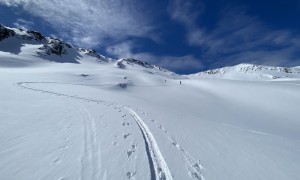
(127, 107, 173, 180)
(77, 102, 101, 180)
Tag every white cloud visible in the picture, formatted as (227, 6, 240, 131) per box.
(1, 0, 156, 47)
(167, 0, 206, 46)
(168, 0, 300, 68)
(106, 41, 135, 59)
(213, 48, 300, 68)
(1, 0, 27, 7)
(106, 41, 203, 72)
(13, 18, 34, 30)
(201, 9, 300, 65)
(167, 0, 204, 27)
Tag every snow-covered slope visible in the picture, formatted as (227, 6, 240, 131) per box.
(0, 24, 111, 66)
(1, 24, 300, 180)
(192, 63, 300, 81)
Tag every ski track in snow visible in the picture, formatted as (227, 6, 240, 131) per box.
(77, 102, 101, 180)
(14, 81, 205, 180)
(138, 111, 205, 180)
(127, 107, 173, 180)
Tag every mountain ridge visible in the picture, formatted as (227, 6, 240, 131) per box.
(192, 63, 300, 80)
(0, 24, 109, 62)
(0, 23, 174, 73)
(1, 23, 300, 79)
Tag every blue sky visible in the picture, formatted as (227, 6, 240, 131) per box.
(1, 0, 300, 74)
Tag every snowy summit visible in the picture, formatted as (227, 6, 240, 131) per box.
(1, 24, 300, 180)
(193, 63, 300, 81)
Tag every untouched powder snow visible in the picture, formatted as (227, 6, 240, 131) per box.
(192, 63, 300, 81)
(1, 25, 300, 180)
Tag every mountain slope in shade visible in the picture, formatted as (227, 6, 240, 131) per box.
(192, 63, 300, 81)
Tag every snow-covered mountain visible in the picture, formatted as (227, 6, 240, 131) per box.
(0, 24, 175, 76)
(0, 24, 97, 56)
(0, 24, 112, 64)
(192, 63, 300, 81)
(1, 24, 300, 180)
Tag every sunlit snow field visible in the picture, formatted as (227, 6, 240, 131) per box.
(1, 53, 300, 180)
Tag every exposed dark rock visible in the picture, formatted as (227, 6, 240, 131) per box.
(283, 67, 291, 73)
(65, 43, 72, 48)
(124, 58, 152, 68)
(50, 42, 63, 55)
(80, 48, 109, 62)
(80, 74, 89, 77)
(27, 30, 45, 41)
(116, 61, 126, 68)
(86, 49, 96, 54)
(0, 25, 15, 41)
(38, 39, 68, 56)
(116, 58, 167, 72)
(118, 83, 128, 88)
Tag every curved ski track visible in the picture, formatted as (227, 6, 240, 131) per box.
(139, 112, 205, 180)
(77, 102, 101, 180)
(15, 81, 204, 180)
(127, 108, 173, 180)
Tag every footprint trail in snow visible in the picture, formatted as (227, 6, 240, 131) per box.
(15, 81, 205, 180)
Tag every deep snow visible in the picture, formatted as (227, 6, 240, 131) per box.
(1, 25, 300, 180)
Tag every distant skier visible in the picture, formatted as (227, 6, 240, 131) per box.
(180, 81, 182, 85)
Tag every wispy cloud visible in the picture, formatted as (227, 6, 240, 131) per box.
(13, 18, 34, 30)
(204, 9, 300, 67)
(1, 0, 157, 47)
(106, 41, 135, 59)
(168, 0, 300, 68)
(167, 0, 204, 26)
(106, 41, 203, 72)
(212, 48, 300, 68)
(167, 0, 206, 46)
(201, 9, 296, 54)
(2, 0, 299, 71)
